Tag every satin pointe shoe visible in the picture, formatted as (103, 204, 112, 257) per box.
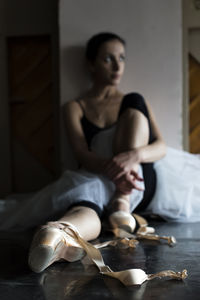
(109, 211, 136, 233)
(28, 221, 85, 273)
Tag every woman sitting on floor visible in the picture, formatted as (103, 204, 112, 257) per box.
(28, 32, 167, 272)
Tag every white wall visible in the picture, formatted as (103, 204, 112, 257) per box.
(59, 0, 183, 170)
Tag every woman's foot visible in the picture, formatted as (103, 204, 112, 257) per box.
(109, 210, 136, 233)
(108, 193, 136, 233)
(28, 222, 85, 273)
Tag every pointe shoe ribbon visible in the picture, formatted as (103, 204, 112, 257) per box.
(28, 220, 138, 273)
(132, 214, 176, 246)
(63, 222, 187, 286)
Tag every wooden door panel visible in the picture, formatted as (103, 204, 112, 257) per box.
(189, 55, 200, 153)
(190, 124, 200, 153)
(7, 36, 55, 192)
(190, 94, 200, 131)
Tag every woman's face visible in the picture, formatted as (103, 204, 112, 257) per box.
(90, 39, 125, 86)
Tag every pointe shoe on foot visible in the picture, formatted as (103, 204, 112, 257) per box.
(109, 211, 136, 233)
(28, 222, 85, 273)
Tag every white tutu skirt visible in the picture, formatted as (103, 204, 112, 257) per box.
(0, 125, 199, 231)
(0, 127, 144, 231)
(0, 167, 144, 231)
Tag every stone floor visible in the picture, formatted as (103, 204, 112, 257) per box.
(0, 221, 200, 300)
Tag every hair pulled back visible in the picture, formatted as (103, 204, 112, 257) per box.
(85, 32, 126, 62)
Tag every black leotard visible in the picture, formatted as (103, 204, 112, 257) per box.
(79, 93, 156, 212)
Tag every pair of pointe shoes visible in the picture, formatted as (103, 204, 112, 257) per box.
(28, 212, 142, 273)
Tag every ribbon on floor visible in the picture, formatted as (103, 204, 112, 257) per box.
(59, 221, 187, 286)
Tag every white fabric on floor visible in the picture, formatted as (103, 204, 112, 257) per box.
(147, 147, 200, 222)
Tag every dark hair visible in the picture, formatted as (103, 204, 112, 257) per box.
(85, 32, 126, 62)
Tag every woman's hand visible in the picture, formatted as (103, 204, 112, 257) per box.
(104, 149, 141, 180)
(103, 149, 144, 193)
(114, 172, 143, 194)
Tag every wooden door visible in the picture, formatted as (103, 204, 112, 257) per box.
(189, 54, 200, 153)
(7, 36, 57, 192)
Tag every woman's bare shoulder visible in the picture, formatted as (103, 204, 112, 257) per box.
(64, 99, 83, 117)
(64, 99, 79, 109)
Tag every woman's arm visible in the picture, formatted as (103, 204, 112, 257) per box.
(64, 101, 107, 173)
